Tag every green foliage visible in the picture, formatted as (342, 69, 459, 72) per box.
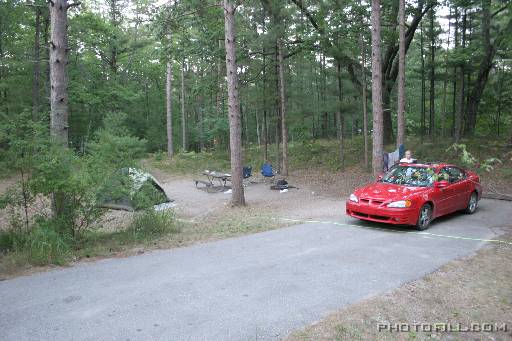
(0, 229, 28, 255)
(447, 144, 502, 172)
(87, 112, 147, 168)
(128, 209, 180, 240)
(27, 223, 71, 266)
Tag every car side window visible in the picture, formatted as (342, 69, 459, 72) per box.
(447, 167, 465, 183)
(438, 168, 450, 182)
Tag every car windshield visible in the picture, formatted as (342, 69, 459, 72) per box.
(381, 165, 436, 187)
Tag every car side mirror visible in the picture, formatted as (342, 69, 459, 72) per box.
(434, 180, 449, 188)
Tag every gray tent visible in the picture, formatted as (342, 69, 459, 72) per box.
(98, 168, 174, 211)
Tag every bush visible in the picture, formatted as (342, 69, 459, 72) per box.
(0, 229, 27, 254)
(27, 223, 71, 265)
(129, 209, 180, 240)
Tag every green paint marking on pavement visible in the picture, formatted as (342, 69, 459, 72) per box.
(274, 217, 512, 246)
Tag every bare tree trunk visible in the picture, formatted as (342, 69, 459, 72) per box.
(428, 5, 435, 138)
(396, 0, 406, 148)
(360, 34, 369, 169)
(420, 21, 426, 144)
(454, 11, 467, 143)
(49, 0, 72, 146)
(465, 0, 508, 136)
(181, 59, 187, 152)
(441, 7, 451, 137)
(43, 10, 50, 112)
(371, 0, 384, 177)
(262, 47, 268, 162)
(32, 7, 41, 118)
(223, 0, 245, 206)
(255, 110, 261, 146)
(166, 60, 174, 157)
(336, 60, 344, 170)
(277, 39, 288, 176)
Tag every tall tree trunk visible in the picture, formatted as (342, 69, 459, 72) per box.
(32, 7, 42, 118)
(181, 59, 187, 152)
(454, 11, 467, 143)
(496, 66, 503, 136)
(277, 39, 288, 176)
(166, 60, 173, 158)
(109, 0, 119, 74)
(262, 45, 268, 162)
(223, 0, 245, 206)
(43, 10, 50, 112)
(360, 34, 369, 169)
(371, 0, 384, 177)
(255, 110, 261, 146)
(396, 0, 406, 148)
(274, 48, 281, 173)
(465, 0, 508, 136)
(451, 8, 459, 138)
(49, 0, 72, 146)
(441, 7, 451, 137)
(428, 5, 435, 138)
(336, 60, 345, 170)
(420, 21, 426, 144)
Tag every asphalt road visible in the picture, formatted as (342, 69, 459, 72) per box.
(1, 199, 511, 341)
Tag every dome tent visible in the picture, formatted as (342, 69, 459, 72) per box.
(97, 168, 174, 211)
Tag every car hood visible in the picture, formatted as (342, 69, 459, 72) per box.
(354, 182, 429, 201)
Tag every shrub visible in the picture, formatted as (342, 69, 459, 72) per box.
(0, 229, 27, 254)
(27, 223, 71, 265)
(129, 209, 180, 240)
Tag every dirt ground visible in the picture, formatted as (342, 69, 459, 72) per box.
(286, 233, 512, 341)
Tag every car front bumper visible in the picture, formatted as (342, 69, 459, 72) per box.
(346, 201, 418, 225)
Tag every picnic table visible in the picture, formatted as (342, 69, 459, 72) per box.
(194, 170, 231, 192)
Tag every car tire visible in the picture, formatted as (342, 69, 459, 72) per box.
(416, 203, 432, 231)
(464, 192, 478, 214)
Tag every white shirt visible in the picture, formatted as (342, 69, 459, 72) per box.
(400, 158, 414, 163)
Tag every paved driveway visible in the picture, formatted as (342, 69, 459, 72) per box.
(1, 199, 510, 341)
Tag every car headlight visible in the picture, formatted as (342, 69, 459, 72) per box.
(349, 193, 358, 202)
(387, 200, 412, 208)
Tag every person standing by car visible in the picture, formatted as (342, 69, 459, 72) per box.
(400, 150, 415, 163)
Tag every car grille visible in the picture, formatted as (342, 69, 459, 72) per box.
(360, 198, 384, 206)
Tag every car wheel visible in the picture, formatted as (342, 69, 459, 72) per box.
(416, 204, 432, 231)
(465, 192, 478, 214)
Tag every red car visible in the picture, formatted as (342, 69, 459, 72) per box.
(346, 163, 482, 230)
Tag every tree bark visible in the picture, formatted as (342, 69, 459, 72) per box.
(181, 59, 187, 152)
(454, 11, 467, 143)
(428, 5, 435, 138)
(396, 0, 406, 148)
(336, 60, 344, 170)
(277, 38, 288, 176)
(420, 21, 426, 144)
(223, 0, 245, 206)
(465, 0, 511, 136)
(262, 43, 268, 162)
(166, 60, 173, 158)
(360, 34, 369, 169)
(371, 0, 384, 177)
(49, 0, 71, 146)
(441, 7, 451, 137)
(32, 7, 42, 118)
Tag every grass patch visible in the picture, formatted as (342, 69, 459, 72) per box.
(0, 209, 182, 277)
